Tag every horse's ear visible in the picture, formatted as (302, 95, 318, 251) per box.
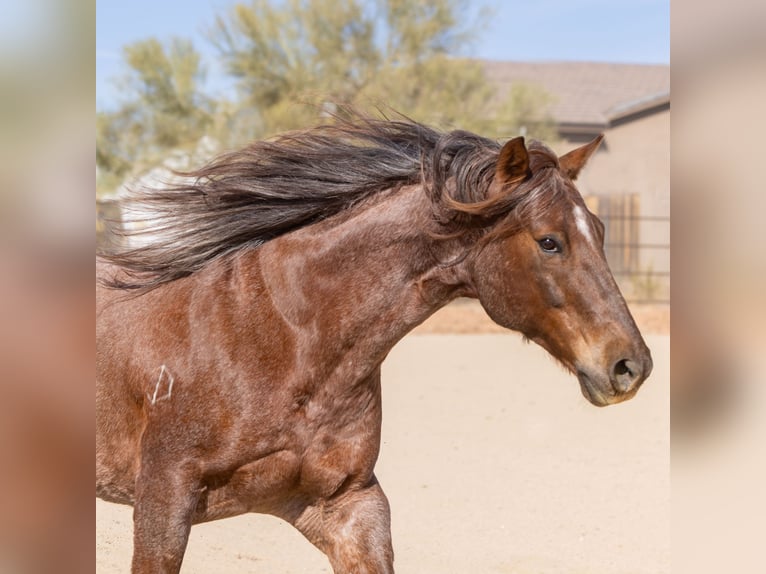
(558, 134, 604, 180)
(493, 136, 530, 192)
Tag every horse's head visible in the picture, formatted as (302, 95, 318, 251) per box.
(469, 136, 652, 406)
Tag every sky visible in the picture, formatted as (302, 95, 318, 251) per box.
(96, 0, 669, 110)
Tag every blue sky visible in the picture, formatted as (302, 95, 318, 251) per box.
(97, 0, 669, 110)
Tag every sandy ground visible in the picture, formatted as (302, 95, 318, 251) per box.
(97, 328, 669, 573)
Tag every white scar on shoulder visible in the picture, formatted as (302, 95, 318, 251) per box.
(147, 364, 174, 405)
(573, 205, 596, 246)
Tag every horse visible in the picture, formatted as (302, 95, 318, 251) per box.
(96, 115, 652, 573)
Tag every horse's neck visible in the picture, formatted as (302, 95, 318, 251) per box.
(255, 185, 472, 364)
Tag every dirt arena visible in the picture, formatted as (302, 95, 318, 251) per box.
(97, 302, 669, 573)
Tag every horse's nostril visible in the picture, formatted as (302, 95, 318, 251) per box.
(614, 359, 632, 377)
(612, 358, 642, 392)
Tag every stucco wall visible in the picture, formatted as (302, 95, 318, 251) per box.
(559, 108, 670, 301)
(581, 108, 670, 218)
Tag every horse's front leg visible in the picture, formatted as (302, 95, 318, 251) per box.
(131, 429, 204, 573)
(294, 474, 394, 574)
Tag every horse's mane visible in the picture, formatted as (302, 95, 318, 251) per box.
(100, 113, 561, 292)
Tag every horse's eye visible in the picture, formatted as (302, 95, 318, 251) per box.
(538, 237, 561, 253)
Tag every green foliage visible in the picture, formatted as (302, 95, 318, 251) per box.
(122, 37, 214, 148)
(97, 1, 556, 195)
(97, 38, 215, 195)
(493, 83, 558, 141)
(210, 0, 379, 134)
(209, 0, 517, 136)
(380, 0, 474, 62)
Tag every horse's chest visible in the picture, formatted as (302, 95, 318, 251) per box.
(294, 384, 383, 498)
(297, 428, 379, 499)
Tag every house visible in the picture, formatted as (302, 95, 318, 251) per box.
(484, 61, 670, 302)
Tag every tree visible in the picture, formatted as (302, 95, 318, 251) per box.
(209, 0, 554, 138)
(209, 0, 379, 135)
(97, 1, 556, 195)
(97, 37, 215, 194)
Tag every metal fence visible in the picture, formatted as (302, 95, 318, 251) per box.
(591, 194, 670, 304)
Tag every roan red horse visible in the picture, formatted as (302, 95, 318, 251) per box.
(97, 115, 652, 573)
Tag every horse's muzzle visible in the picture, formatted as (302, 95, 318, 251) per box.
(577, 350, 652, 407)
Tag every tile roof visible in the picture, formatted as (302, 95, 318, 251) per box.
(482, 60, 670, 127)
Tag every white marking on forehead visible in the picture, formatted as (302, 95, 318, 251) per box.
(573, 205, 596, 246)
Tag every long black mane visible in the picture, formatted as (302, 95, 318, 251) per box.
(100, 114, 561, 291)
